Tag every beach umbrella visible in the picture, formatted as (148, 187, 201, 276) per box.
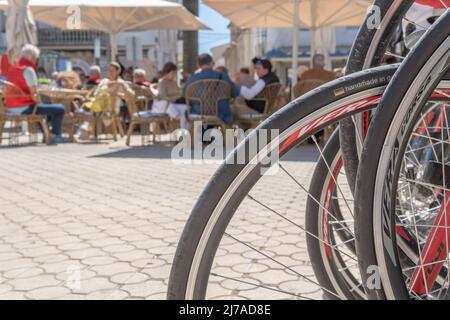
(5, 0, 37, 63)
(204, 0, 371, 89)
(0, 0, 208, 60)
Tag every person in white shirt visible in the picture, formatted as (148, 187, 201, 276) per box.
(239, 58, 280, 114)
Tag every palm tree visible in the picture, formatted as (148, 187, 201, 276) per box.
(183, 0, 199, 74)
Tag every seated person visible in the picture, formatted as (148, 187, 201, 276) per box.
(122, 68, 133, 82)
(85, 65, 102, 87)
(57, 71, 81, 89)
(183, 53, 239, 125)
(77, 62, 135, 139)
(295, 54, 335, 96)
(93, 62, 135, 112)
(239, 58, 280, 114)
(215, 66, 228, 75)
(133, 68, 151, 87)
(150, 62, 189, 130)
(4, 44, 68, 144)
(235, 67, 256, 90)
(151, 71, 163, 84)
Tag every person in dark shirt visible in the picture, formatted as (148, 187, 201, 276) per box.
(240, 58, 280, 113)
(183, 54, 239, 124)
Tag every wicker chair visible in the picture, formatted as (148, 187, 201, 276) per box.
(39, 88, 89, 142)
(74, 89, 123, 142)
(125, 97, 172, 146)
(294, 79, 334, 142)
(234, 83, 282, 128)
(294, 79, 327, 98)
(129, 83, 154, 112)
(0, 81, 51, 146)
(185, 79, 232, 143)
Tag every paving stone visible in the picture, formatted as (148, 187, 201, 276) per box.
(86, 289, 129, 300)
(0, 284, 13, 295)
(0, 143, 324, 300)
(71, 277, 116, 294)
(3, 267, 44, 279)
(7, 275, 59, 291)
(103, 244, 136, 253)
(67, 248, 106, 260)
(121, 280, 165, 298)
(130, 257, 167, 269)
(81, 256, 118, 267)
(34, 254, 70, 264)
(25, 286, 71, 299)
(0, 258, 37, 272)
(0, 291, 26, 300)
(91, 262, 137, 277)
(110, 272, 149, 285)
(112, 250, 149, 262)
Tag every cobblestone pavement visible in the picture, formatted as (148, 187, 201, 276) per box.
(0, 138, 328, 300)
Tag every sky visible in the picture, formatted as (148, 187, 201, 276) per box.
(199, 3, 230, 54)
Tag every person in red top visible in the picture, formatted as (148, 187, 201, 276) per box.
(5, 44, 68, 144)
(133, 68, 151, 87)
(1, 51, 10, 76)
(85, 65, 102, 87)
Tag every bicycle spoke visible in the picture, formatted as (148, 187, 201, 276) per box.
(224, 232, 342, 300)
(311, 136, 354, 218)
(279, 163, 354, 232)
(246, 194, 356, 262)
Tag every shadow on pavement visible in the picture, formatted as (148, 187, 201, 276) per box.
(92, 143, 321, 162)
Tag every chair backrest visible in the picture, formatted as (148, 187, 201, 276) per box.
(185, 79, 232, 117)
(58, 71, 81, 89)
(0, 79, 34, 114)
(129, 83, 154, 112)
(84, 83, 98, 91)
(0, 90, 5, 113)
(129, 83, 154, 99)
(294, 79, 327, 98)
(253, 83, 283, 114)
(96, 80, 133, 115)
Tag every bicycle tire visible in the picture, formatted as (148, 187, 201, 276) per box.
(305, 130, 364, 300)
(340, 0, 415, 193)
(354, 11, 450, 299)
(168, 65, 398, 300)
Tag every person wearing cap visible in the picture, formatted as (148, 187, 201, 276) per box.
(183, 53, 239, 125)
(239, 58, 280, 113)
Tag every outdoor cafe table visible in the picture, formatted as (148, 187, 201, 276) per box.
(38, 87, 90, 141)
(38, 87, 89, 109)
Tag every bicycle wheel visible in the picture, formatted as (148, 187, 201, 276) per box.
(168, 65, 397, 300)
(340, 0, 415, 192)
(305, 130, 363, 299)
(306, 1, 450, 298)
(355, 10, 450, 299)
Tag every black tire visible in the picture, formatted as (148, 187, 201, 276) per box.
(340, 0, 415, 193)
(168, 65, 397, 300)
(306, 130, 364, 300)
(304, 1, 415, 300)
(355, 11, 450, 300)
